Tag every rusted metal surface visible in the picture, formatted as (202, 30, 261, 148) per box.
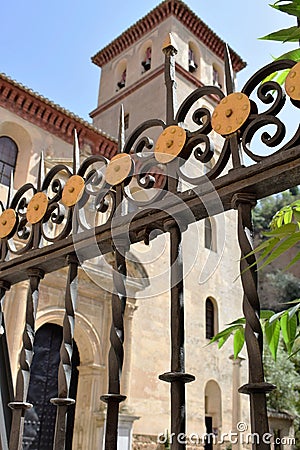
(233, 194, 276, 450)
(101, 105, 128, 450)
(159, 222, 195, 450)
(51, 254, 78, 450)
(0, 31, 299, 449)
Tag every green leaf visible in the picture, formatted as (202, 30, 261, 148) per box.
(274, 48, 300, 62)
(258, 231, 300, 270)
(208, 324, 242, 344)
(269, 309, 287, 323)
(264, 222, 297, 236)
(293, 210, 300, 222)
(259, 26, 300, 42)
(284, 208, 293, 224)
(227, 318, 246, 326)
(275, 69, 291, 85)
(218, 335, 230, 349)
(288, 302, 300, 318)
(233, 328, 245, 358)
(280, 312, 297, 353)
(260, 310, 275, 320)
(271, 2, 300, 19)
(284, 251, 300, 270)
(265, 319, 281, 360)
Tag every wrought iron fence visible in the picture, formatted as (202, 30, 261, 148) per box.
(0, 33, 300, 450)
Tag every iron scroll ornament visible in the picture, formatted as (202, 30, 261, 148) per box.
(0, 53, 300, 260)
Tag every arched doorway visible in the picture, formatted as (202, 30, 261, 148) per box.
(204, 380, 222, 450)
(22, 323, 80, 450)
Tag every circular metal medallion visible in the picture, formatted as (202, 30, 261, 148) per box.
(154, 125, 186, 164)
(62, 175, 85, 207)
(211, 92, 251, 135)
(105, 153, 133, 186)
(0, 209, 17, 239)
(26, 192, 49, 224)
(285, 62, 300, 101)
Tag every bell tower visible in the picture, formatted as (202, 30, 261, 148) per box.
(90, 0, 245, 139)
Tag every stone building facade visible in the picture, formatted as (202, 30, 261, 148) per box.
(0, 1, 262, 449)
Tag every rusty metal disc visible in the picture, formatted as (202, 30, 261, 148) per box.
(26, 192, 49, 224)
(211, 92, 251, 136)
(62, 175, 85, 207)
(0, 209, 17, 239)
(105, 153, 133, 186)
(154, 125, 186, 164)
(285, 62, 300, 100)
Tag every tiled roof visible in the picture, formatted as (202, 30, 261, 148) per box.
(0, 73, 117, 158)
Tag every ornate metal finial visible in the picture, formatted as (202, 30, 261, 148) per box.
(118, 104, 125, 154)
(224, 43, 235, 95)
(6, 170, 14, 209)
(162, 33, 178, 125)
(73, 128, 80, 174)
(37, 151, 45, 192)
(105, 104, 133, 186)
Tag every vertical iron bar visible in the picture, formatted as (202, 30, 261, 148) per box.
(51, 254, 78, 450)
(0, 280, 13, 448)
(224, 45, 243, 169)
(232, 194, 275, 450)
(8, 269, 44, 450)
(101, 105, 127, 450)
(162, 34, 179, 195)
(159, 221, 195, 450)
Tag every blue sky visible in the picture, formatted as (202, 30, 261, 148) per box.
(0, 1, 295, 122)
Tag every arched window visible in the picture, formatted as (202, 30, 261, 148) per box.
(205, 298, 215, 339)
(141, 46, 152, 72)
(117, 68, 127, 89)
(0, 136, 18, 186)
(188, 45, 198, 73)
(204, 218, 217, 252)
(212, 64, 223, 89)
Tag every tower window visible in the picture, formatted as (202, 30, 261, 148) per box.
(204, 218, 217, 252)
(117, 69, 127, 90)
(188, 47, 198, 73)
(141, 47, 152, 72)
(205, 298, 215, 339)
(0, 136, 18, 186)
(213, 66, 222, 89)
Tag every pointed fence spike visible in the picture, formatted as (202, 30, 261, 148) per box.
(73, 128, 80, 173)
(37, 151, 45, 192)
(118, 105, 125, 154)
(224, 43, 235, 95)
(6, 170, 14, 209)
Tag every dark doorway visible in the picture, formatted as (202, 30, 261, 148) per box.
(204, 416, 213, 450)
(22, 323, 80, 450)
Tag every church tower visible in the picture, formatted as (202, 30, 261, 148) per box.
(90, 1, 250, 449)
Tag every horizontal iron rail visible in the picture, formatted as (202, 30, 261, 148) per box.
(1, 144, 300, 285)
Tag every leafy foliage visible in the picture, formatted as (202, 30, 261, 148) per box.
(264, 341, 300, 414)
(259, 0, 300, 83)
(209, 303, 300, 360)
(253, 199, 300, 271)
